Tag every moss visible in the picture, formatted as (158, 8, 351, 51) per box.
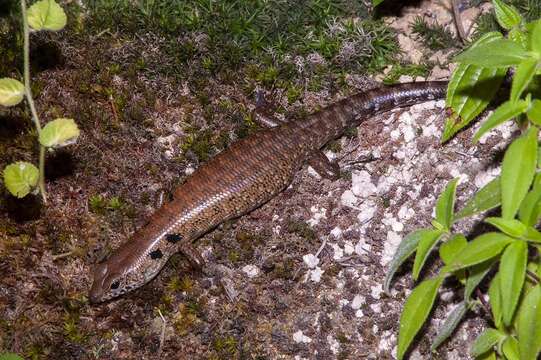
(88, 194, 107, 214)
(167, 275, 194, 293)
(286, 85, 302, 104)
(173, 303, 200, 336)
(273, 257, 296, 280)
(107, 196, 123, 211)
(63, 313, 87, 344)
(181, 129, 214, 162)
(286, 220, 316, 241)
(212, 335, 238, 357)
(227, 250, 240, 263)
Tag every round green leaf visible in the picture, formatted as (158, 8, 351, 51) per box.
(27, 0, 67, 31)
(0, 78, 24, 107)
(39, 118, 80, 148)
(0, 354, 24, 360)
(3, 161, 39, 198)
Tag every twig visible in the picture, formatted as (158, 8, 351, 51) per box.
(157, 309, 166, 356)
(451, 0, 467, 43)
(21, 0, 47, 203)
(475, 288, 491, 315)
(52, 251, 72, 261)
(109, 95, 120, 125)
(292, 237, 328, 281)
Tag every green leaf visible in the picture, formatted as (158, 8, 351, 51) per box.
(0, 354, 24, 360)
(500, 240, 528, 326)
(27, 0, 67, 31)
(473, 99, 529, 142)
(485, 217, 526, 237)
(397, 277, 443, 360)
(0, 78, 24, 107)
(456, 176, 501, 219)
(453, 39, 531, 67)
(447, 232, 513, 272)
(502, 336, 520, 360)
(384, 228, 431, 293)
(372, 0, 384, 6)
(501, 127, 538, 219)
(489, 273, 503, 329)
(470, 328, 506, 357)
(517, 285, 541, 360)
(531, 19, 541, 54)
(492, 0, 522, 30)
(412, 230, 445, 280)
(431, 301, 468, 351)
(443, 33, 507, 142)
(527, 99, 541, 126)
(39, 118, 80, 148)
(519, 181, 541, 225)
(439, 234, 468, 265)
(435, 178, 460, 229)
(465, 259, 496, 300)
(3, 161, 39, 198)
(511, 58, 539, 102)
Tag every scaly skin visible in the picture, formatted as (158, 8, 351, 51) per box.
(89, 81, 448, 303)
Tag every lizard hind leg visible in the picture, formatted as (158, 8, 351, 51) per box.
(252, 90, 285, 128)
(308, 150, 340, 180)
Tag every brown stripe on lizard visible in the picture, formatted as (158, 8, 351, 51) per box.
(89, 81, 448, 303)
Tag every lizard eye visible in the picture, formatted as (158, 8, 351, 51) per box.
(110, 280, 120, 290)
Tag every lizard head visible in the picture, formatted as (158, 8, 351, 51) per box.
(89, 244, 170, 303)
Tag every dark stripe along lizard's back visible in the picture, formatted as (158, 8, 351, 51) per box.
(89, 81, 448, 302)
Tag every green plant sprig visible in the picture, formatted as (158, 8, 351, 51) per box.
(387, 1, 541, 359)
(0, 0, 80, 202)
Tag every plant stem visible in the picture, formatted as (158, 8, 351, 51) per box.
(21, 0, 47, 203)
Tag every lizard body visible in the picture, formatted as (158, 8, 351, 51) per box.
(89, 81, 447, 302)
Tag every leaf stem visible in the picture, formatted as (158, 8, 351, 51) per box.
(475, 288, 492, 315)
(21, 0, 47, 203)
(526, 269, 540, 285)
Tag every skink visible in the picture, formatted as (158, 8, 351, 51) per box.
(89, 81, 447, 303)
